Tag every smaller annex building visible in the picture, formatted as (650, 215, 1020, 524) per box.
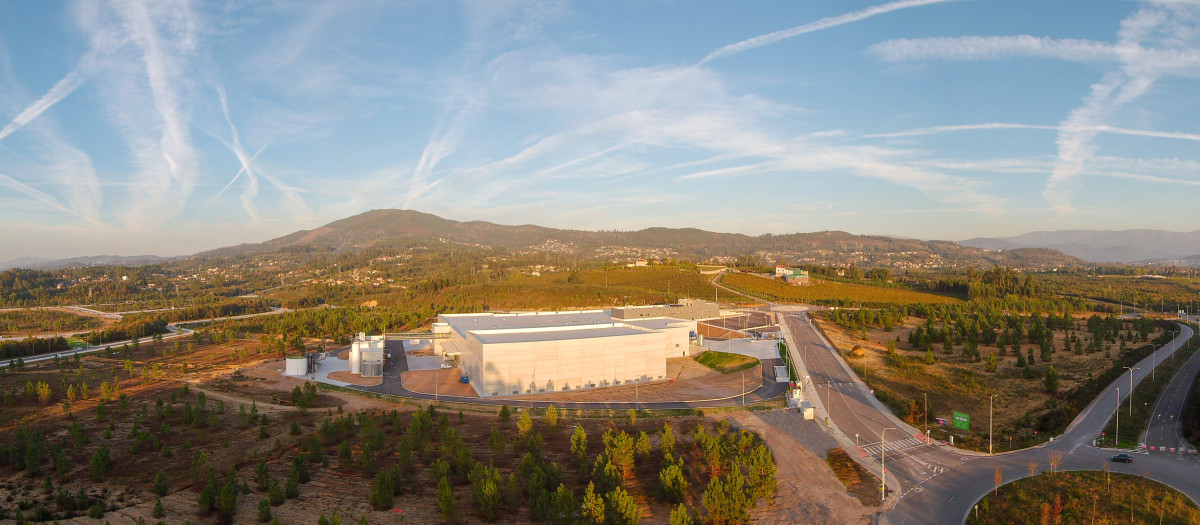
(434, 310, 697, 398)
(349, 333, 385, 377)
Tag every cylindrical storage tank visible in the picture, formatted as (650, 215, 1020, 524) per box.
(349, 342, 361, 374)
(285, 356, 308, 376)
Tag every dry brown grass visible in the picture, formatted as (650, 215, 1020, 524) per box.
(819, 316, 1160, 450)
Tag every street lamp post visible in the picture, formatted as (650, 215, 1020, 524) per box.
(1116, 387, 1120, 446)
(923, 392, 928, 435)
(1122, 366, 1137, 416)
(881, 427, 896, 502)
(740, 371, 746, 406)
(1153, 343, 1158, 382)
(989, 394, 997, 455)
(434, 368, 441, 404)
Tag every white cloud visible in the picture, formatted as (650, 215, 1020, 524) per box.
(864, 122, 1200, 142)
(867, 1, 1200, 213)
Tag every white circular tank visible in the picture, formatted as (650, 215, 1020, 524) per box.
(284, 356, 308, 376)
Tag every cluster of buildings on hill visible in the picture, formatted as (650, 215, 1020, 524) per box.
(311, 299, 723, 397)
(775, 267, 810, 284)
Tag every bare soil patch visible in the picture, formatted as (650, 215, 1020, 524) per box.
(327, 371, 383, 386)
(401, 367, 478, 397)
(825, 448, 882, 507)
(721, 411, 874, 525)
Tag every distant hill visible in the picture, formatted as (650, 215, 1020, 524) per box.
(0, 254, 173, 271)
(200, 209, 1083, 270)
(960, 229, 1200, 263)
(0, 257, 55, 271)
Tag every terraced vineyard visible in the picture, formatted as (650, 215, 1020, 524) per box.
(719, 272, 960, 306)
(519, 266, 739, 301)
(584, 268, 735, 299)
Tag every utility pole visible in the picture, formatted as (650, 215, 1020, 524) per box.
(989, 394, 997, 455)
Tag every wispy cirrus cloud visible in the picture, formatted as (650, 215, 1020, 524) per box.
(0, 48, 105, 224)
(74, 0, 202, 227)
(700, 0, 958, 65)
(864, 122, 1200, 142)
(868, 0, 1200, 212)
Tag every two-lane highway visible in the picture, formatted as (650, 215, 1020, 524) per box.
(1142, 342, 1200, 453)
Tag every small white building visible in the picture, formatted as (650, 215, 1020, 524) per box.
(349, 332, 385, 377)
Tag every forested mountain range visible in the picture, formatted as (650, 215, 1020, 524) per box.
(200, 209, 1082, 270)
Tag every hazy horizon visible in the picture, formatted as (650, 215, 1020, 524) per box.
(2, 1, 1199, 260)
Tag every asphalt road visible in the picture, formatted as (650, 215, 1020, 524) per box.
(774, 308, 1200, 525)
(1141, 343, 1200, 453)
(0, 306, 302, 367)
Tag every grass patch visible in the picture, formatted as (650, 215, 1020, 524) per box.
(718, 272, 960, 306)
(1099, 332, 1199, 448)
(694, 350, 758, 374)
(967, 471, 1200, 525)
(825, 448, 881, 507)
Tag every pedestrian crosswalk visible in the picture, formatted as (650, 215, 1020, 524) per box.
(859, 437, 926, 457)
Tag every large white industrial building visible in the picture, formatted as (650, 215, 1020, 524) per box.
(433, 310, 699, 398)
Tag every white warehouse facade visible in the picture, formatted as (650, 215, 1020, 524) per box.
(434, 310, 696, 398)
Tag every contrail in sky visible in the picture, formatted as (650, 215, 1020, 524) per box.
(0, 64, 88, 142)
(699, 0, 957, 65)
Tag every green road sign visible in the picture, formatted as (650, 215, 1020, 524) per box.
(953, 411, 970, 430)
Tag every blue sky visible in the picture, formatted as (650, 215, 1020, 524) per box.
(1, 0, 1199, 259)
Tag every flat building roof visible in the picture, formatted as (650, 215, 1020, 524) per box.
(470, 323, 651, 344)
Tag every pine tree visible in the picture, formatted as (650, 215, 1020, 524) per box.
(257, 498, 272, 522)
(661, 423, 675, 458)
(606, 486, 639, 525)
(669, 503, 694, 525)
(1044, 365, 1059, 393)
(153, 470, 169, 496)
(581, 482, 606, 524)
(517, 411, 533, 437)
(658, 463, 688, 504)
(436, 476, 456, 523)
(369, 471, 393, 510)
(254, 458, 270, 489)
(545, 404, 559, 429)
(89, 445, 111, 481)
